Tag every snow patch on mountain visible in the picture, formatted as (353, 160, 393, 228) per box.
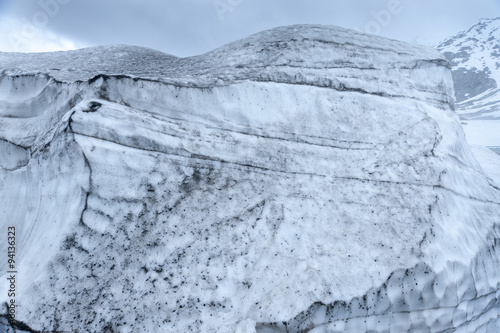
(438, 17, 500, 148)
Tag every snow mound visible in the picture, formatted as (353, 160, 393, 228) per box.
(1, 24, 500, 332)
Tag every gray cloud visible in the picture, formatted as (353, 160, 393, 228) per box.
(2, 0, 500, 56)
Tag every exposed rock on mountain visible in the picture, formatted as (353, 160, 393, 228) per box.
(1, 25, 499, 332)
(437, 17, 500, 149)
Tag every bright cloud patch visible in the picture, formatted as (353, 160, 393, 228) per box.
(0, 15, 83, 52)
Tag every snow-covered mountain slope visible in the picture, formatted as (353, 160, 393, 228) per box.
(1, 25, 500, 332)
(437, 17, 500, 148)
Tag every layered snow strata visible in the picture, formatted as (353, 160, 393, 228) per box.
(0, 25, 499, 332)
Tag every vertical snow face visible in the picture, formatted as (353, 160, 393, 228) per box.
(0, 25, 499, 332)
(0, 74, 90, 329)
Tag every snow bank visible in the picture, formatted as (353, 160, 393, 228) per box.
(1, 25, 499, 332)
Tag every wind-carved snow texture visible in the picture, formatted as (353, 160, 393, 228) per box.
(437, 17, 500, 148)
(0, 25, 499, 332)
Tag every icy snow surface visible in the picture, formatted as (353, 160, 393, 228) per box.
(1, 25, 500, 332)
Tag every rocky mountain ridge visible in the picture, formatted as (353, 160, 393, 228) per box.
(437, 17, 500, 149)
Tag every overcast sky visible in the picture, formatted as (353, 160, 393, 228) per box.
(0, 0, 499, 56)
